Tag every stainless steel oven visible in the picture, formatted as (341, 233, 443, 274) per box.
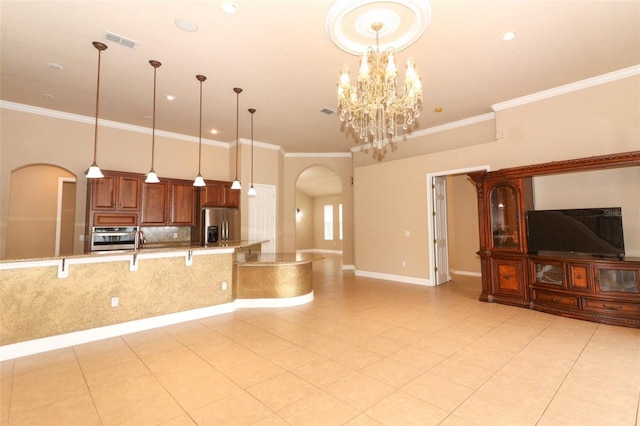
(90, 226, 138, 252)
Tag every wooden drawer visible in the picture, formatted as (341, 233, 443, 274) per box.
(532, 289, 580, 309)
(583, 298, 640, 316)
(93, 213, 138, 226)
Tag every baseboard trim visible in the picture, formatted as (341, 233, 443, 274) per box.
(355, 270, 433, 286)
(450, 269, 482, 277)
(0, 293, 314, 361)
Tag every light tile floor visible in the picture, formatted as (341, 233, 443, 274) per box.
(2, 254, 640, 425)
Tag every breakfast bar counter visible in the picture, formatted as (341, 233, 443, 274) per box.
(234, 252, 324, 301)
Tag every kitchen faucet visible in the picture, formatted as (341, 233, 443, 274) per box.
(134, 230, 146, 250)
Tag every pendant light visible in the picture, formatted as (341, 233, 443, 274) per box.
(86, 41, 107, 179)
(231, 87, 242, 190)
(193, 74, 207, 187)
(247, 108, 257, 197)
(145, 60, 161, 184)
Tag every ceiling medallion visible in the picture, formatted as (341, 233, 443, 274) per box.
(325, 0, 431, 55)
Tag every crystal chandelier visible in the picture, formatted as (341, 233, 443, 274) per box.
(337, 22, 422, 150)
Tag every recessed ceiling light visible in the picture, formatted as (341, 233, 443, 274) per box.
(210, 129, 219, 135)
(221, 2, 237, 14)
(46, 63, 63, 70)
(175, 18, 198, 32)
(165, 95, 175, 101)
(502, 31, 517, 42)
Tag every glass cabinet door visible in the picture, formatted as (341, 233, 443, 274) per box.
(490, 185, 520, 249)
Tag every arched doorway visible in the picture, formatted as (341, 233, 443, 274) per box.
(295, 166, 342, 253)
(5, 164, 76, 259)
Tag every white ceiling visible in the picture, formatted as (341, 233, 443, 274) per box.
(1, 0, 639, 156)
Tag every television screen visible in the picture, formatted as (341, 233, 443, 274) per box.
(526, 208, 625, 258)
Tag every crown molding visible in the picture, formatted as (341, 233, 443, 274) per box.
(0, 101, 229, 149)
(350, 112, 495, 153)
(285, 152, 352, 158)
(492, 64, 640, 112)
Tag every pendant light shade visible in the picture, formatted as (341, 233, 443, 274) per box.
(247, 108, 256, 197)
(145, 60, 162, 184)
(231, 87, 242, 190)
(193, 74, 207, 187)
(86, 41, 107, 179)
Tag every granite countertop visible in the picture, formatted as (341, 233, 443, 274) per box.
(1, 240, 268, 264)
(235, 252, 324, 265)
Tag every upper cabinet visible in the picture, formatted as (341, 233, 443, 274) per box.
(169, 180, 196, 225)
(489, 184, 522, 250)
(201, 181, 239, 208)
(91, 173, 141, 211)
(141, 181, 168, 225)
(141, 180, 196, 226)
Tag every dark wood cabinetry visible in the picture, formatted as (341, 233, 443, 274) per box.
(201, 181, 239, 208)
(141, 181, 168, 225)
(141, 180, 196, 226)
(469, 151, 640, 327)
(168, 180, 196, 225)
(89, 172, 141, 228)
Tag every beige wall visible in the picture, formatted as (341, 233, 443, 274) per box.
(283, 156, 354, 267)
(295, 190, 314, 250)
(446, 174, 481, 274)
(353, 75, 640, 280)
(6, 164, 75, 259)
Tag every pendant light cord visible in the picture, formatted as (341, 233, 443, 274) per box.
(198, 77, 203, 175)
(93, 47, 103, 165)
(151, 64, 157, 171)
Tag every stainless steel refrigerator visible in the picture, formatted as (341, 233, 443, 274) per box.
(202, 207, 240, 244)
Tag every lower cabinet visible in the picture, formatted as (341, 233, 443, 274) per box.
(484, 256, 530, 307)
(529, 256, 640, 327)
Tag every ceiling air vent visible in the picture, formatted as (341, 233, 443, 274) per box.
(103, 31, 139, 49)
(320, 108, 335, 115)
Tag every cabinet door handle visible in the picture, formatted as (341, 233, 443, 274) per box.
(504, 274, 511, 280)
(601, 304, 622, 311)
(576, 275, 583, 280)
(550, 297, 562, 304)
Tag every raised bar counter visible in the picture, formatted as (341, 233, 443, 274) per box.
(0, 242, 323, 360)
(235, 253, 324, 301)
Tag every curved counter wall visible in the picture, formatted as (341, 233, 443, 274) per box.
(235, 253, 323, 306)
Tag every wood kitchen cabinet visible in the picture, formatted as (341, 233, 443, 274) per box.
(141, 179, 196, 226)
(168, 180, 195, 225)
(141, 181, 168, 225)
(201, 181, 239, 208)
(91, 172, 141, 211)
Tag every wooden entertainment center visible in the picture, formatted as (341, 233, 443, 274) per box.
(468, 151, 640, 328)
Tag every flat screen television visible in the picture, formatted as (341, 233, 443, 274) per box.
(526, 207, 625, 258)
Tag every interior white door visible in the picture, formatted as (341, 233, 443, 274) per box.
(432, 176, 450, 285)
(248, 184, 277, 252)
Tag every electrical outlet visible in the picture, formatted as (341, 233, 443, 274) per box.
(111, 296, 119, 308)
(404, 230, 410, 237)
(222, 281, 228, 290)
(173, 232, 178, 239)
(402, 260, 407, 267)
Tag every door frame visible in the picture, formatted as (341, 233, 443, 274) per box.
(426, 165, 490, 285)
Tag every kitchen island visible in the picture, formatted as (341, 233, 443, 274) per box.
(235, 252, 323, 305)
(0, 242, 321, 360)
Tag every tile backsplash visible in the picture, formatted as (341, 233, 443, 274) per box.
(140, 226, 191, 244)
